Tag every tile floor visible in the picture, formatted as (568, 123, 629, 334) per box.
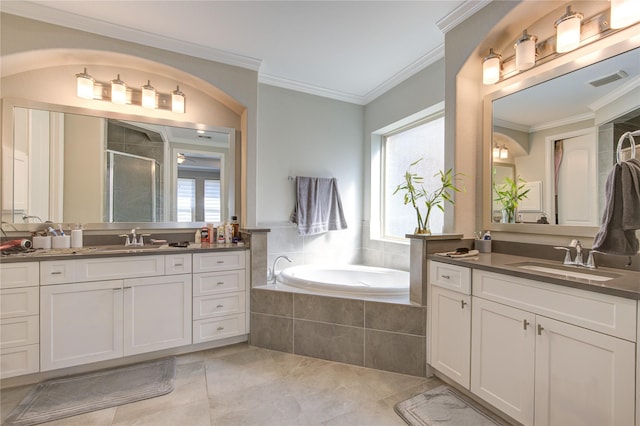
(1, 343, 443, 426)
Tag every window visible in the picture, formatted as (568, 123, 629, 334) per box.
(204, 179, 221, 222)
(380, 111, 445, 239)
(177, 178, 195, 222)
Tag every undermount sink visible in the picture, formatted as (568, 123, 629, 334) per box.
(90, 245, 167, 253)
(509, 262, 622, 282)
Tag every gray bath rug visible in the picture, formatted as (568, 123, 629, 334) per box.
(394, 385, 506, 426)
(4, 357, 176, 426)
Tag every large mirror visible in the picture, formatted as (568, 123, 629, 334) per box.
(486, 44, 639, 235)
(1, 100, 238, 230)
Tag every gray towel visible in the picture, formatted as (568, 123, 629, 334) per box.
(290, 177, 347, 236)
(592, 158, 640, 255)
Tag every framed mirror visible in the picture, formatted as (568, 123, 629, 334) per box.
(1, 99, 237, 231)
(484, 41, 640, 236)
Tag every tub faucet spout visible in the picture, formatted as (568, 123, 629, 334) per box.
(269, 255, 292, 283)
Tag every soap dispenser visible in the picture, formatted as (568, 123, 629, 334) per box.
(71, 224, 83, 248)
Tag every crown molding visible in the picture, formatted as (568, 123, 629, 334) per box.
(258, 74, 366, 105)
(493, 118, 531, 133)
(362, 44, 445, 105)
(529, 112, 595, 133)
(1, 1, 263, 71)
(437, 0, 493, 34)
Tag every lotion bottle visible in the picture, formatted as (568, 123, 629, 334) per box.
(71, 224, 83, 248)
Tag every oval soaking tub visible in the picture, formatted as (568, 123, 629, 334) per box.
(277, 264, 409, 296)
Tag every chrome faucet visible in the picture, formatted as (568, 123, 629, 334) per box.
(554, 239, 597, 268)
(119, 229, 150, 247)
(268, 255, 292, 283)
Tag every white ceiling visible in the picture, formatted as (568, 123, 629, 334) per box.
(1, 0, 489, 105)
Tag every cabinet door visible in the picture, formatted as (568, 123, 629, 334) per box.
(534, 316, 635, 426)
(430, 285, 471, 388)
(123, 274, 192, 356)
(471, 297, 535, 425)
(40, 280, 123, 371)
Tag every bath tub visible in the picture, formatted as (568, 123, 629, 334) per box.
(277, 264, 409, 296)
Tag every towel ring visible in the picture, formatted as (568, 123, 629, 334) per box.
(616, 131, 637, 165)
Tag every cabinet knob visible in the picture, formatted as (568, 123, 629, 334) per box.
(523, 319, 530, 330)
(537, 324, 544, 335)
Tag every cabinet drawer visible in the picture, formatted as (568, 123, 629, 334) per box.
(193, 292, 245, 320)
(1, 316, 39, 348)
(193, 270, 246, 296)
(473, 270, 637, 341)
(0, 287, 39, 319)
(429, 261, 471, 294)
(193, 251, 246, 273)
(193, 314, 246, 343)
(0, 262, 39, 289)
(165, 254, 192, 275)
(41, 256, 165, 284)
(0, 344, 39, 379)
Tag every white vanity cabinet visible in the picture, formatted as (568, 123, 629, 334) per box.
(428, 261, 471, 389)
(0, 262, 40, 378)
(471, 269, 636, 426)
(40, 255, 193, 371)
(192, 251, 247, 343)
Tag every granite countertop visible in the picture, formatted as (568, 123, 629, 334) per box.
(0, 242, 249, 263)
(429, 252, 640, 300)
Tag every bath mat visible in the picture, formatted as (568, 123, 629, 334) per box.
(394, 385, 506, 426)
(4, 357, 176, 426)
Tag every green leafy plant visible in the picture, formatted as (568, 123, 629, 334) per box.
(393, 158, 464, 234)
(493, 176, 530, 223)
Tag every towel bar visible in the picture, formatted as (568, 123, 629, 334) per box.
(616, 129, 640, 164)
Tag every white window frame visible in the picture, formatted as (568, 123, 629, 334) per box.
(370, 102, 445, 243)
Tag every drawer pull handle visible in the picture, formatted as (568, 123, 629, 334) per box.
(216, 260, 224, 264)
(441, 274, 450, 280)
(216, 304, 224, 308)
(123, 286, 132, 290)
(112, 288, 121, 291)
(537, 324, 544, 335)
(217, 326, 225, 331)
(460, 300, 467, 309)
(523, 319, 530, 330)
(51, 271, 63, 275)
(175, 263, 183, 267)
(217, 282, 225, 285)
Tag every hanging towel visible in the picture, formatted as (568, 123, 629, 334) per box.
(592, 158, 640, 255)
(290, 177, 347, 236)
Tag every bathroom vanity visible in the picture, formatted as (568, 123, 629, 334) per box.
(0, 246, 249, 380)
(428, 254, 640, 426)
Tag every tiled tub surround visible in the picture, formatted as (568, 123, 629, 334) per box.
(250, 288, 426, 377)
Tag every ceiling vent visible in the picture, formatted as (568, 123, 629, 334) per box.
(588, 70, 628, 87)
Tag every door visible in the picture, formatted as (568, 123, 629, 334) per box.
(556, 133, 597, 226)
(123, 274, 192, 356)
(471, 297, 535, 425)
(534, 316, 635, 426)
(40, 280, 123, 371)
(430, 285, 471, 388)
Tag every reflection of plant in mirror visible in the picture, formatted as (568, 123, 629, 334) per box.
(493, 176, 530, 223)
(393, 158, 464, 235)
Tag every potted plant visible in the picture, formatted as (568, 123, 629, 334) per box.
(493, 176, 530, 223)
(393, 158, 464, 235)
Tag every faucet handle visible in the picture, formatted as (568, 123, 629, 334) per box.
(585, 250, 599, 269)
(554, 246, 573, 265)
(119, 234, 131, 246)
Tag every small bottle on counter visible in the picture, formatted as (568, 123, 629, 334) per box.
(194, 228, 202, 244)
(231, 216, 240, 241)
(71, 224, 83, 248)
(201, 226, 209, 244)
(224, 222, 233, 244)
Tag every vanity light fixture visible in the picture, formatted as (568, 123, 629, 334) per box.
(74, 69, 185, 113)
(141, 80, 156, 109)
(171, 85, 185, 114)
(515, 30, 538, 71)
(75, 68, 95, 99)
(110, 74, 127, 105)
(555, 5, 583, 53)
(177, 153, 186, 164)
(483, 48, 502, 85)
(610, 0, 640, 29)
(493, 144, 501, 158)
(499, 145, 509, 159)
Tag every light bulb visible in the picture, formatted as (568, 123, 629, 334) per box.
(171, 85, 185, 114)
(515, 30, 537, 71)
(75, 68, 94, 99)
(110, 74, 127, 105)
(610, 0, 640, 29)
(555, 6, 583, 53)
(483, 49, 501, 85)
(141, 80, 156, 109)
